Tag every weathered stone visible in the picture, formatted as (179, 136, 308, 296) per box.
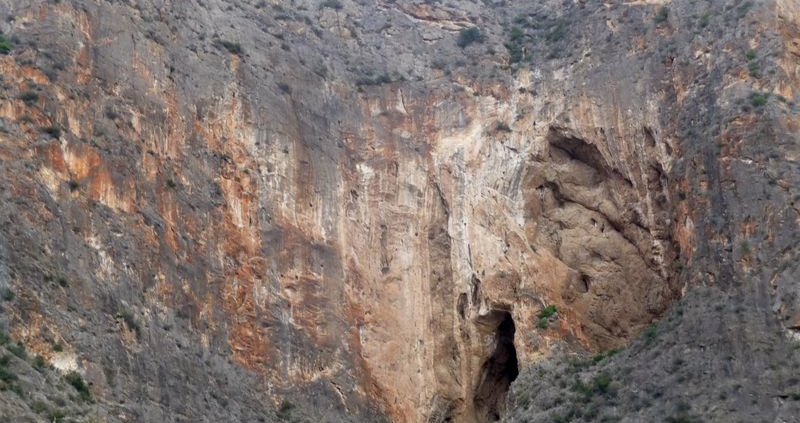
(0, 0, 798, 422)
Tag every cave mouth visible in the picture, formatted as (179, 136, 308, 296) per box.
(473, 311, 519, 422)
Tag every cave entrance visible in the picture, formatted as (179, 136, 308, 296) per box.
(473, 311, 519, 422)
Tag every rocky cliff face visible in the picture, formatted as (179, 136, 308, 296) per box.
(0, 1, 797, 422)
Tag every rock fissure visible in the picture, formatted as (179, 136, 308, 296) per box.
(472, 311, 519, 422)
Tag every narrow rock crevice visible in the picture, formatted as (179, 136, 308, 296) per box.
(473, 311, 519, 422)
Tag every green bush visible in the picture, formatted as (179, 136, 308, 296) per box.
(666, 414, 701, 423)
(748, 61, 760, 78)
(457, 27, 484, 48)
(592, 348, 620, 364)
(654, 6, 669, 23)
(8, 342, 26, 359)
(356, 73, 392, 86)
(538, 305, 557, 319)
(1, 288, 13, 301)
(643, 324, 658, 342)
(506, 43, 524, 63)
(47, 409, 67, 422)
(0, 35, 12, 54)
(19, 91, 39, 105)
(699, 13, 712, 27)
(8, 382, 23, 395)
(572, 372, 614, 402)
(750, 92, 768, 108)
(505, 26, 526, 63)
(64, 371, 92, 401)
(32, 354, 46, 371)
(740, 241, 751, 254)
(0, 366, 16, 383)
(545, 21, 566, 43)
(592, 372, 612, 393)
(217, 40, 243, 55)
(277, 400, 295, 420)
(30, 399, 49, 414)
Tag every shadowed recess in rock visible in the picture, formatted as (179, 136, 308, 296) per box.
(473, 311, 519, 422)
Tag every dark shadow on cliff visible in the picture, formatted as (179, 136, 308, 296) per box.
(474, 311, 519, 422)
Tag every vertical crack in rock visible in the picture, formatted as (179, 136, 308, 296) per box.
(473, 311, 519, 422)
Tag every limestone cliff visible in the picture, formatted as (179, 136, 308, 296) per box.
(0, 1, 797, 423)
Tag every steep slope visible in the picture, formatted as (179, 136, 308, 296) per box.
(505, 0, 800, 421)
(0, 1, 796, 423)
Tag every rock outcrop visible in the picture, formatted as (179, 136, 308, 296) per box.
(0, 0, 797, 422)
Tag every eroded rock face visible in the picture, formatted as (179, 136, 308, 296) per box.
(0, 0, 797, 422)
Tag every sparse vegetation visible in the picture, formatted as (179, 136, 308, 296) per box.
(276, 400, 295, 420)
(19, 91, 39, 105)
(749, 92, 769, 108)
(666, 413, 702, 423)
(0, 34, 12, 54)
(32, 354, 47, 371)
(740, 241, 751, 255)
(572, 372, 614, 402)
(0, 359, 16, 384)
(544, 20, 566, 43)
(495, 122, 512, 132)
(748, 61, 760, 78)
(643, 323, 658, 342)
(47, 409, 67, 422)
(64, 371, 92, 401)
(42, 125, 62, 138)
(320, 0, 342, 10)
(8, 342, 26, 359)
(654, 6, 669, 24)
(457, 27, 484, 48)
(699, 13, 712, 27)
(355, 73, 392, 87)
(592, 348, 620, 364)
(216, 40, 243, 55)
(210, 390, 229, 407)
(538, 305, 557, 319)
(505, 26, 526, 63)
(1, 288, 13, 301)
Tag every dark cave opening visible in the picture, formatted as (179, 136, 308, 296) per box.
(473, 311, 519, 422)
